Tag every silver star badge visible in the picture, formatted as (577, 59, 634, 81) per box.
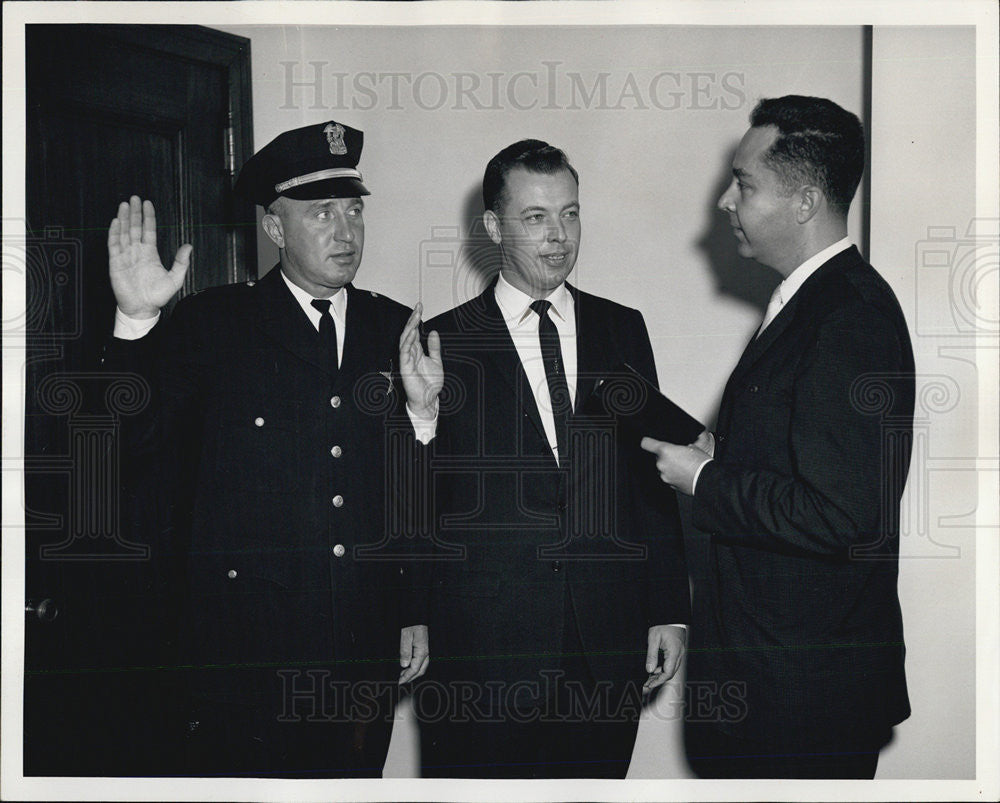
(380, 361, 393, 394)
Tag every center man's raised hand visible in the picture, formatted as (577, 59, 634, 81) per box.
(398, 301, 443, 420)
(108, 195, 192, 319)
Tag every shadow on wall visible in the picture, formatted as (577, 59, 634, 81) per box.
(456, 146, 783, 317)
(697, 145, 781, 317)
(460, 183, 501, 297)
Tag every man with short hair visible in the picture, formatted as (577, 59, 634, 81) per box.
(417, 140, 691, 778)
(104, 121, 441, 777)
(642, 96, 914, 778)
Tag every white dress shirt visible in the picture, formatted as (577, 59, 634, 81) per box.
(113, 306, 160, 340)
(494, 272, 577, 464)
(498, 274, 686, 633)
(692, 237, 854, 493)
(279, 271, 346, 367)
(756, 237, 853, 338)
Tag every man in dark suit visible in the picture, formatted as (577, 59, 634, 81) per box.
(416, 140, 691, 778)
(642, 96, 914, 778)
(103, 121, 442, 777)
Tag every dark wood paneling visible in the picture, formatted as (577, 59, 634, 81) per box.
(23, 24, 254, 776)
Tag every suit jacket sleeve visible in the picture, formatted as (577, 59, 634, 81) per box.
(101, 295, 210, 457)
(693, 299, 910, 555)
(622, 309, 691, 627)
(388, 325, 431, 629)
(391, 424, 432, 630)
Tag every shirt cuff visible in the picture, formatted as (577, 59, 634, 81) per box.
(691, 457, 714, 495)
(114, 307, 160, 340)
(406, 403, 438, 444)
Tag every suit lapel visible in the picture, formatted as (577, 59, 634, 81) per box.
(726, 247, 861, 385)
(470, 284, 550, 453)
(726, 294, 799, 385)
(255, 267, 332, 375)
(567, 283, 611, 412)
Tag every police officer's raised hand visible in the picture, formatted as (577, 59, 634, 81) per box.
(108, 196, 192, 319)
(399, 302, 443, 420)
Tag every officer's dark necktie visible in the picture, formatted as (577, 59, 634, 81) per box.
(531, 299, 571, 465)
(310, 298, 339, 370)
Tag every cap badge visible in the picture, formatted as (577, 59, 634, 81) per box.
(323, 123, 347, 156)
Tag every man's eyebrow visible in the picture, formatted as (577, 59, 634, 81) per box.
(517, 202, 579, 215)
(309, 198, 363, 210)
(732, 167, 752, 180)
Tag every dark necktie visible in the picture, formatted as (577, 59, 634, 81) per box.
(310, 298, 339, 370)
(531, 299, 571, 464)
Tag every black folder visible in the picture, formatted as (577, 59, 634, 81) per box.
(580, 362, 704, 445)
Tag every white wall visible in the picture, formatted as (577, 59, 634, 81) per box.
(869, 26, 978, 779)
(212, 22, 975, 780)
(215, 24, 866, 426)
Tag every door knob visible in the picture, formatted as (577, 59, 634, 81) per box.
(25, 598, 58, 621)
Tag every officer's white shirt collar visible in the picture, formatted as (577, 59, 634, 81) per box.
(280, 269, 347, 332)
(494, 271, 575, 330)
(775, 237, 853, 308)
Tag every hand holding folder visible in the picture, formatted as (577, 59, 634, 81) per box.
(580, 363, 705, 445)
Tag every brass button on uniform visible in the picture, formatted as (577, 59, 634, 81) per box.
(330, 396, 342, 408)
(227, 569, 237, 579)
(748, 385, 759, 393)
(254, 417, 265, 427)
(551, 560, 562, 573)
(332, 495, 344, 508)
(332, 544, 346, 558)
(330, 445, 342, 458)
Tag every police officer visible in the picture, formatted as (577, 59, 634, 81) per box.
(105, 121, 442, 777)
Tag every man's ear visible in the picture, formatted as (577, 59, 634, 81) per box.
(262, 213, 285, 249)
(483, 210, 502, 246)
(796, 185, 823, 224)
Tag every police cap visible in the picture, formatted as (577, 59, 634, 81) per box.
(234, 120, 370, 208)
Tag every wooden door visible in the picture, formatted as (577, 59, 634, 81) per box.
(23, 24, 255, 775)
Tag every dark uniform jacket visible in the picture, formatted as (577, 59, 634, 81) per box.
(690, 246, 914, 750)
(424, 281, 690, 708)
(106, 266, 424, 716)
